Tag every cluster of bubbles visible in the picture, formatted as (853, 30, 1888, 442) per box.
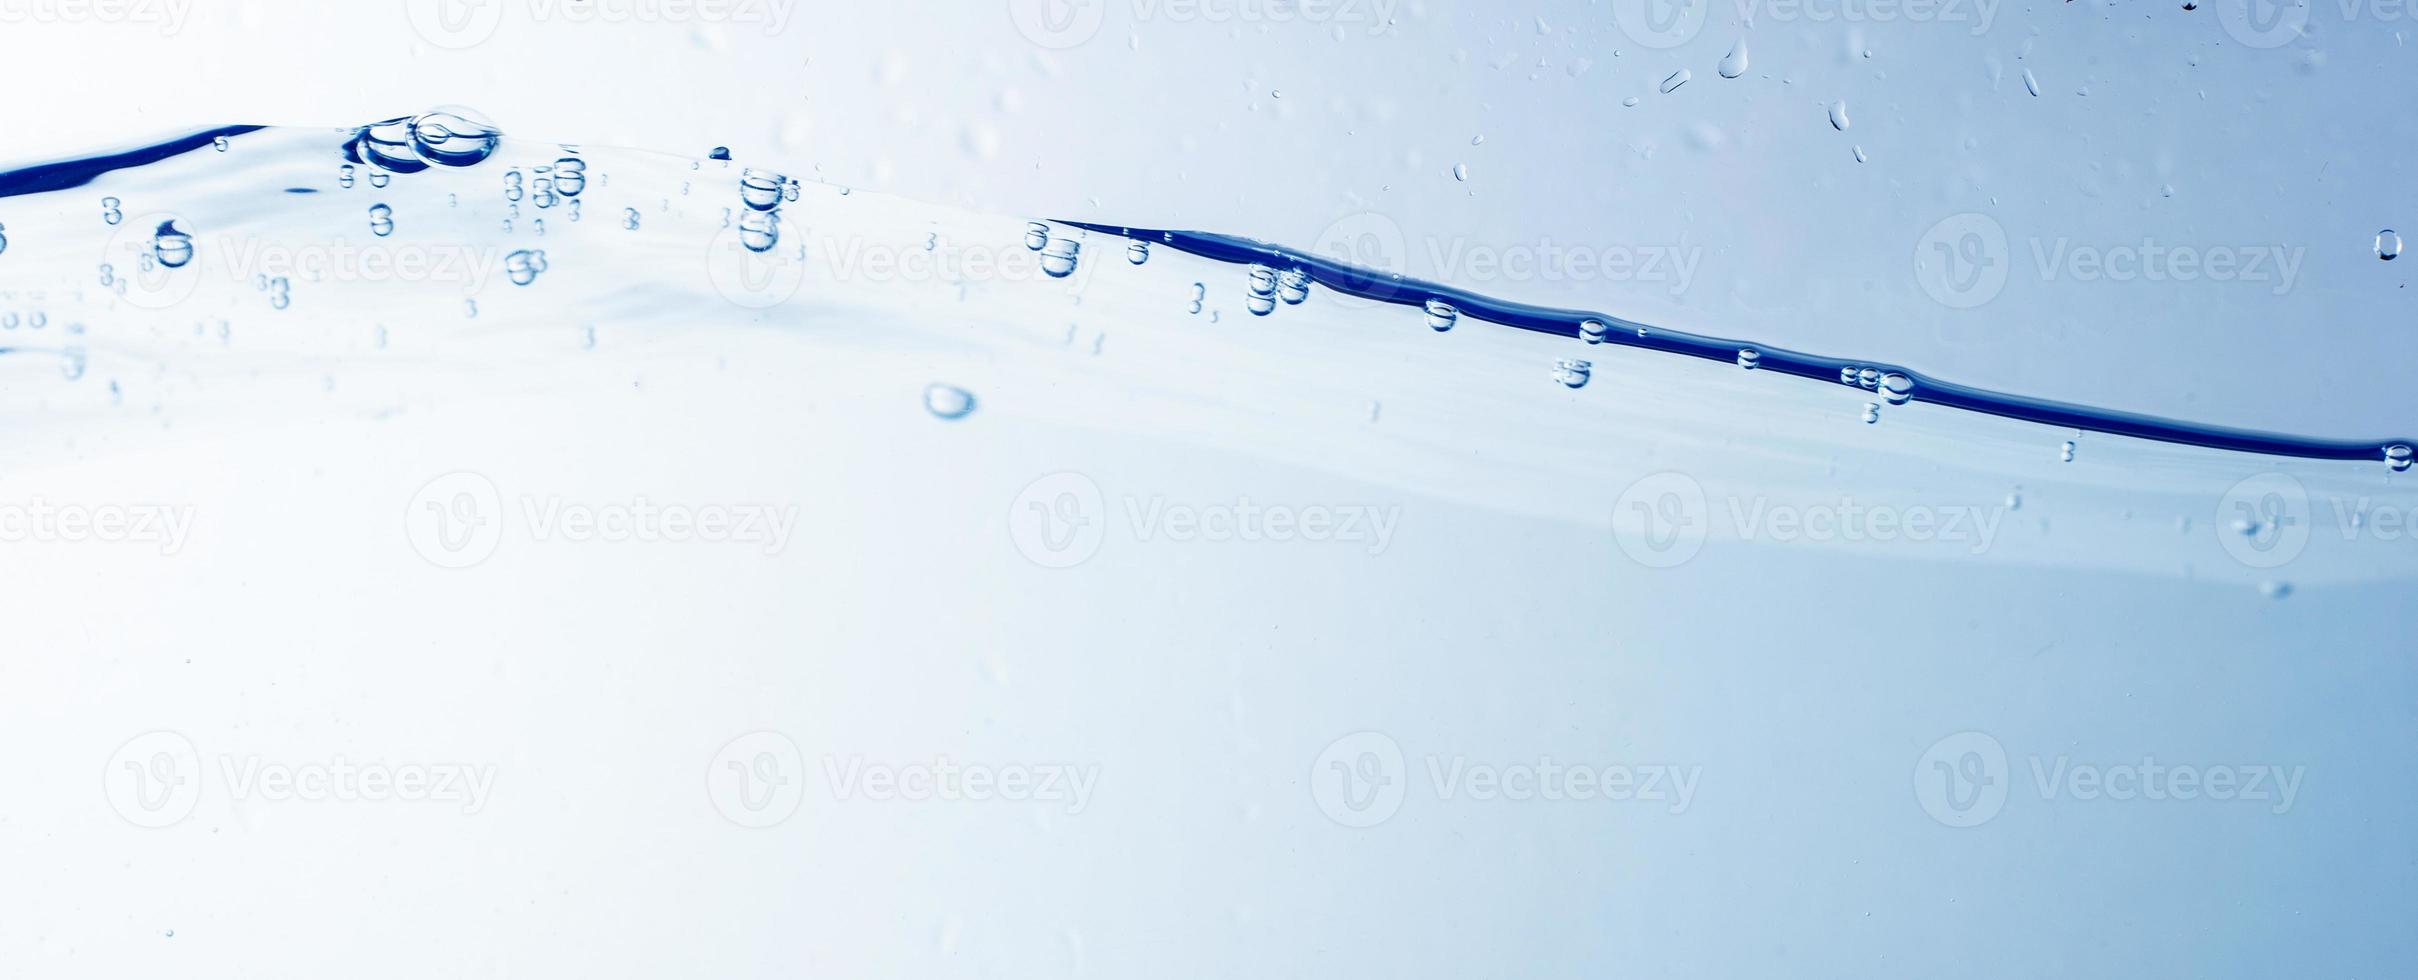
(505, 249, 548, 286)
(254, 273, 290, 310)
(1241, 263, 1312, 317)
(347, 110, 503, 174)
(1836, 365, 1914, 423)
(2, 310, 52, 329)
(1022, 222, 1081, 278)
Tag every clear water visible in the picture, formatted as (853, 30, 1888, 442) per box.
(6, 114, 2415, 976)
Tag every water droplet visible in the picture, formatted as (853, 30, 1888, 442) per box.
(1879, 372, 1912, 405)
(1552, 358, 1592, 389)
(1423, 298, 1459, 331)
(1736, 348, 1761, 369)
(212, 136, 229, 152)
(2059, 440, 2078, 463)
(2377, 229, 2403, 261)
(2386, 444, 2412, 472)
(1660, 69, 1691, 94)
(1828, 101, 1850, 131)
(1853, 145, 1868, 163)
(1127, 241, 1150, 265)
(368, 203, 395, 237)
(1717, 40, 1749, 78)
(1579, 319, 1608, 344)
(1246, 292, 1277, 316)
(2021, 67, 2041, 97)
(740, 168, 785, 211)
(1452, 163, 1470, 182)
(1024, 222, 1050, 251)
(2258, 580, 2292, 600)
(708, 146, 733, 161)
(2006, 491, 2023, 511)
(923, 383, 976, 420)
(62, 347, 86, 380)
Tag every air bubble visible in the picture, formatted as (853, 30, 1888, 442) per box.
(1737, 348, 1760, 369)
(1127, 241, 1150, 265)
(152, 220, 194, 268)
(368, 204, 394, 237)
(1024, 222, 1050, 251)
(2387, 444, 2413, 472)
(623, 207, 641, 231)
(923, 383, 976, 420)
(1423, 298, 1459, 331)
(1040, 238, 1081, 278)
(738, 211, 780, 253)
(552, 157, 587, 196)
(1879, 372, 1912, 405)
(1552, 358, 1592, 389)
(2059, 440, 2077, 463)
(1580, 319, 1608, 344)
(1246, 292, 1277, 317)
(1277, 269, 1310, 304)
(740, 169, 785, 211)
(1247, 264, 1278, 298)
(505, 249, 545, 286)
(101, 197, 121, 225)
(409, 109, 502, 167)
(1862, 403, 1881, 424)
(2378, 229, 2403, 261)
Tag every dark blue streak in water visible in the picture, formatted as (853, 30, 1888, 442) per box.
(0, 126, 264, 198)
(1066, 221, 2411, 463)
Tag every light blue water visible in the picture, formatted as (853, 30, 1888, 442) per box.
(4, 112, 2414, 977)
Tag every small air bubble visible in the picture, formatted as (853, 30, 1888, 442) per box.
(1552, 358, 1592, 389)
(1580, 319, 1608, 344)
(1737, 348, 1761, 369)
(1423, 298, 1459, 331)
(2377, 229, 2403, 261)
